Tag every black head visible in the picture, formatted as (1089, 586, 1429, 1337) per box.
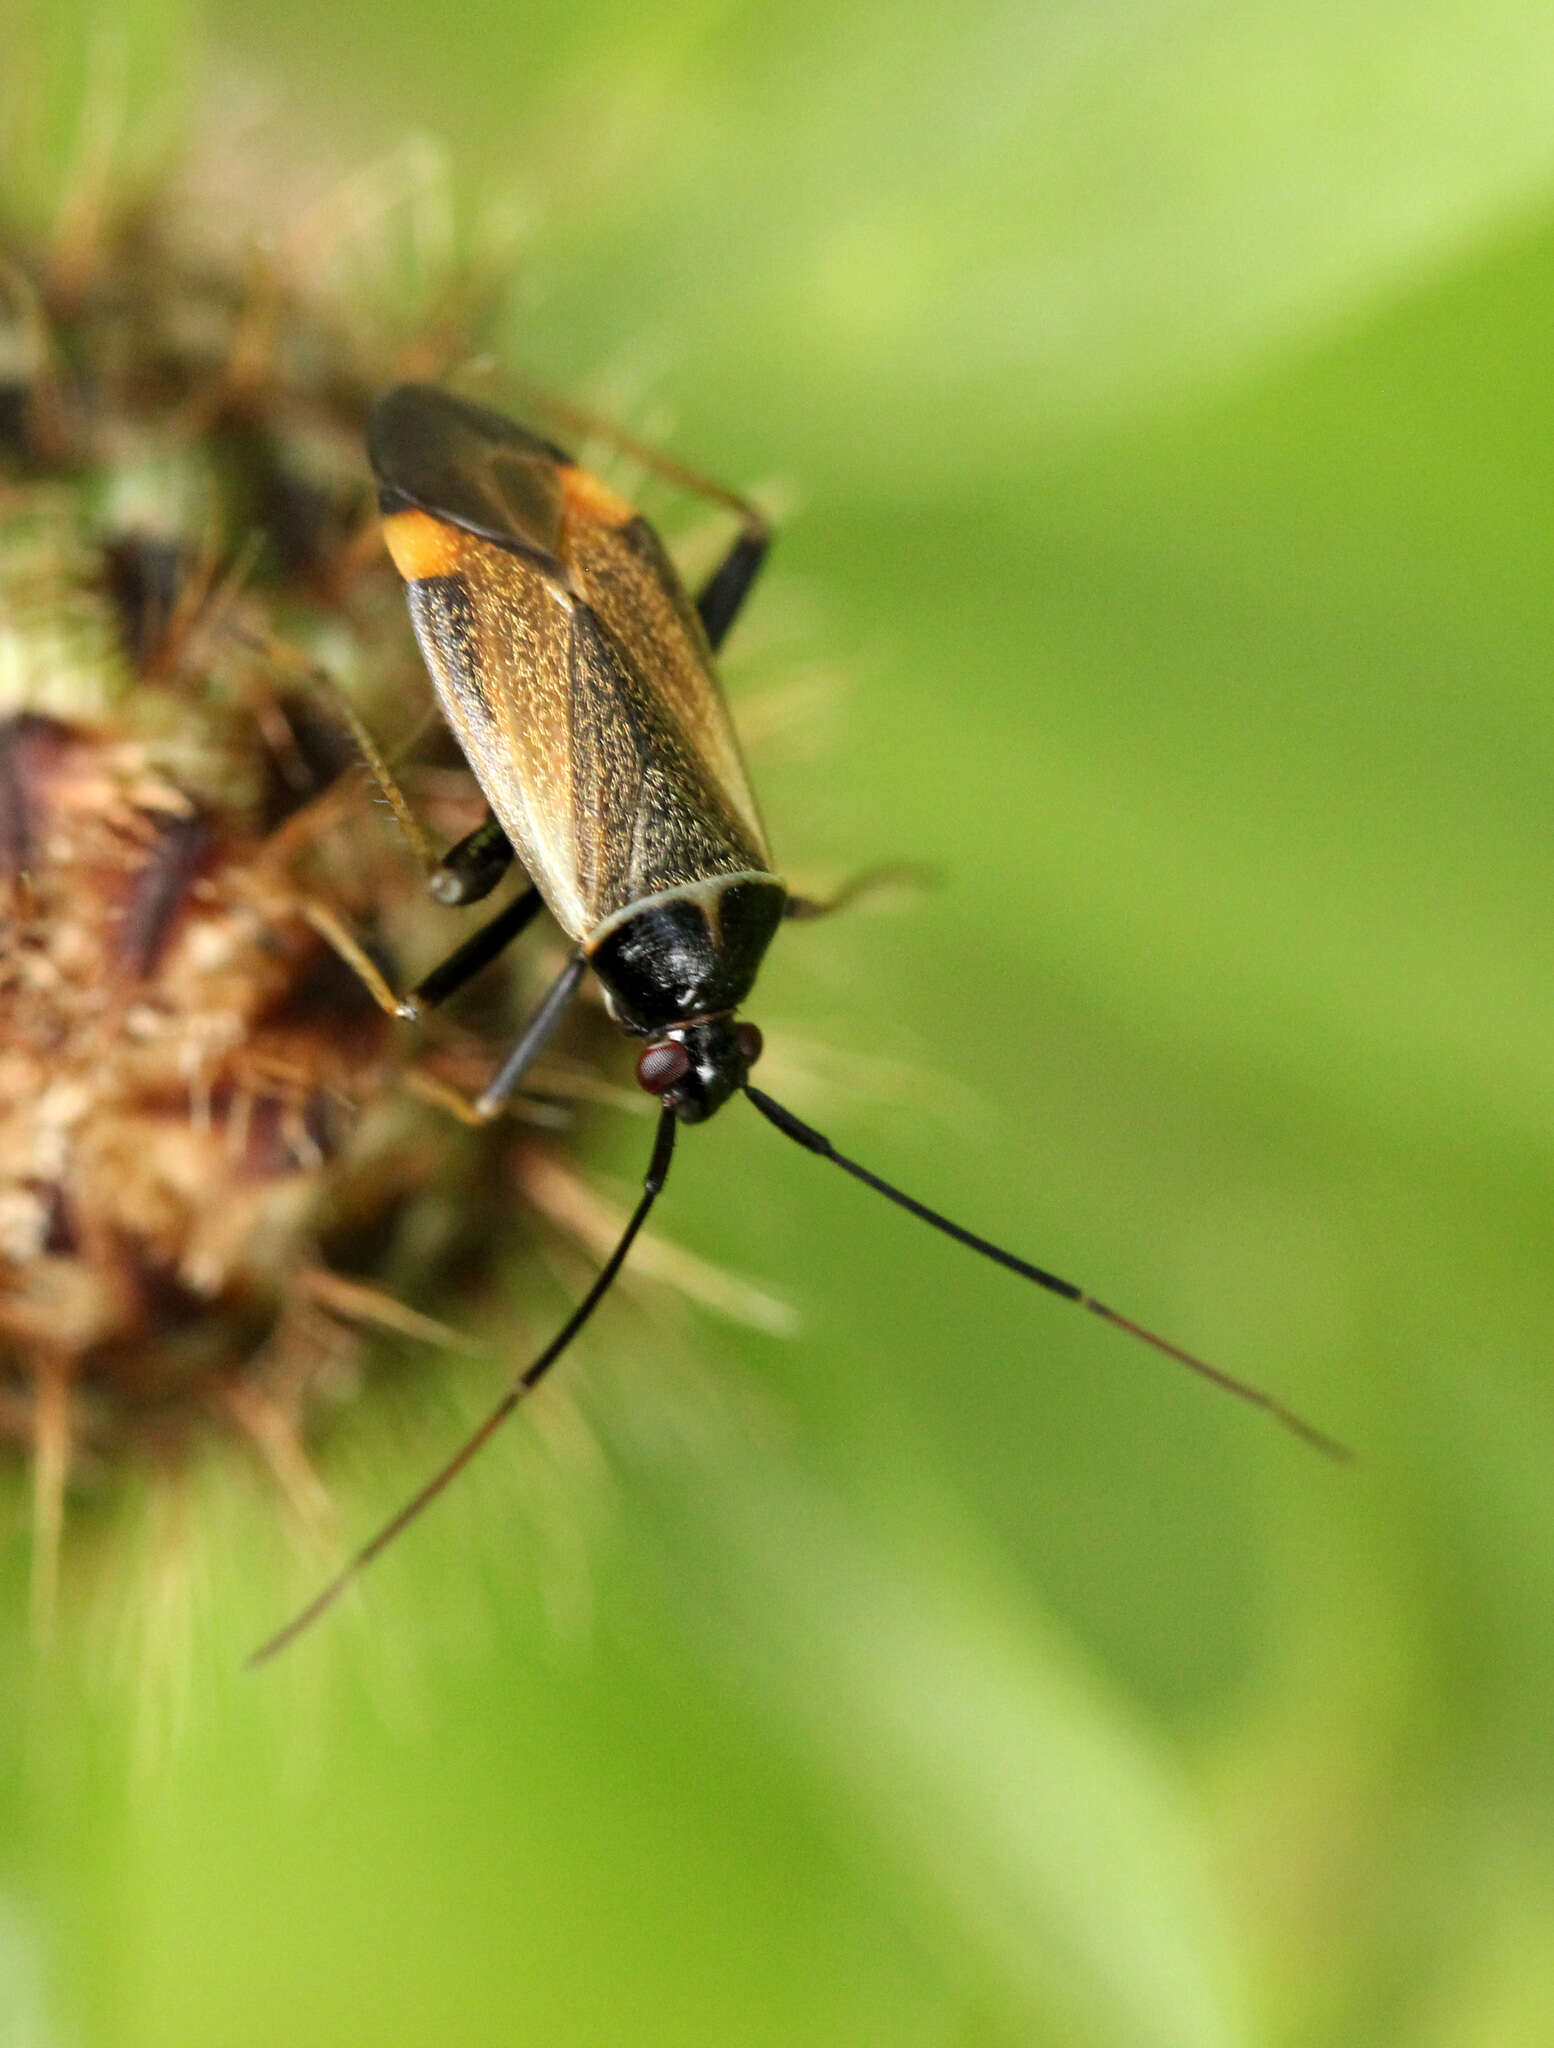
(636, 1018, 763, 1123)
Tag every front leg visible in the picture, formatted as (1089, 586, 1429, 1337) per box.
(299, 883, 544, 1022)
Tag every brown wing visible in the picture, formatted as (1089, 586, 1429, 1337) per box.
(376, 387, 775, 936)
(401, 514, 772, 941)
(401, 538, 586, 931)
(561, 502, 768, 867)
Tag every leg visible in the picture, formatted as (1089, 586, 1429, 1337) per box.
(235, 625, 531, 937)
(427, 812, 515, 906)
(301, 898, 588, 1127)
(299, 882, 544, 1022)
(231, 625, 443, 877)
(696, 526, 769, 653)
(335, 699, 518, 914)
(402, 884, 542, 1017)
(473, 950, 588, 1122)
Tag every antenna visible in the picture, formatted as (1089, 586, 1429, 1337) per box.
(249, 1108, 679, 1667)
(743, 1084, 1347, 1460)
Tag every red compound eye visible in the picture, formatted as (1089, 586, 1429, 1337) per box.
(636, 1040, 691, 1094)
(735, 1023, 763, 1069)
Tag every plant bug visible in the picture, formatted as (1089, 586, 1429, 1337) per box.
(250, 384, 1345, 1664)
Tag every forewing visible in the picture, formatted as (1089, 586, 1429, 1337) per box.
(563, 511, 768, 864)
(403, 539, 586, 934)
(564, 600, 772, 927)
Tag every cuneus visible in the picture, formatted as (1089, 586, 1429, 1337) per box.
(251, 384, 1345, 1666)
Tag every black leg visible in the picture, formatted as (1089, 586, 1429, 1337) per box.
(400, 885, 544, 1019)
(428, 813, 515, 906)
(696, 526, 769, 652)
(473, 950, 588, 1121)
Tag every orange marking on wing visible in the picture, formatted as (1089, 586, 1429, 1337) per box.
(382, 508, 465, 582)
(559, 463, 635, 529)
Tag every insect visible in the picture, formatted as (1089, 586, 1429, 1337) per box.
(251, 384, 1345, 1663)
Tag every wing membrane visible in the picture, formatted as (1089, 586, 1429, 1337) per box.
(371, 386, 568, 562)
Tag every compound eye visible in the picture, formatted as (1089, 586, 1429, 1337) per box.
(735, 1023, 764, 1070)
(636, 1040, 691, 1095)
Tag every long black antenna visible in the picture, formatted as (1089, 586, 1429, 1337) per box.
(744, 1084, 1347, 1460)
(249, 1108, 679, 1667)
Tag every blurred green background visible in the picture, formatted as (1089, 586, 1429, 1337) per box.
(8, 2, 1554, 2043)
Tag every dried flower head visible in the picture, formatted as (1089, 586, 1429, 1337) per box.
(0, 149, 621, 1635)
